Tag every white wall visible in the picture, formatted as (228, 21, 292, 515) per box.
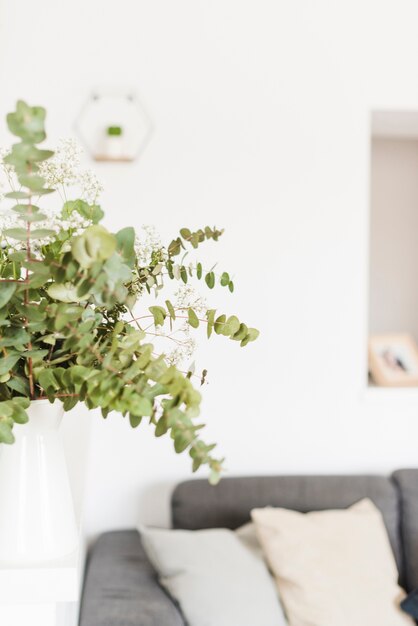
(1, 0, 418, 538)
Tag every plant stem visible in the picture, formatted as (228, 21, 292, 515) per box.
(25, 179, 35, 400)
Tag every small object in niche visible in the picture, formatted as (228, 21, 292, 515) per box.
(369, 333, 418, 387)
(103, 125, 124, 160)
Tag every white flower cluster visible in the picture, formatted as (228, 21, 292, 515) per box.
(166, 337, 197, 366)
(38, 138, 82, 187)
(1, 138, 103, 209)
(44, 208, 92, 238)
(135, 224, 165, 266)
(77, 169, 103, 205)
(157, 285, 207, 366)
(36, 138, 103, 204)
(0, 148, 14, 202)
(0, 211, 17, 239)
(0, 207, 93, 253)
(174, 284, 207, 315)
(0, 147, 13, 175)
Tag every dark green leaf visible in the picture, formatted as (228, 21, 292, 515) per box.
(10, 404, 29, 424)
(214, 314, 226, 335)
(63, 396, 78, 411)
(21, 349, 49, 361)
(206, 309, 216, 339)
(220, 272, 230, 286)
(225, 315, 240, 336)
(38, 369, 60, 392)
(188, 309, 199, 329)
(129, 395, 153, 416)
(62, 200, 104, 224)
(72, 225, 116, 268)
(155, 415, 168, 437)
(166, 300, 176, 320)
(0, 354, 20, 376)
(6, 376, 30, 396)
(7, 100, 46, 144)
(232, 323, 248, 341)
(129, 414, 142, 428)
(3, 228, 28, 241)
(240, 327, 260, 346)
(0, 282, 17, 308)
(149, 305, 166, 327)
(18, 174, 46, 191)
(168, 238, 182, 257)
(180, 228, 192, 241)
(174, 433, 190, 453)
(0, 422, 14, 444)
(5, 191, 31, 200)
(115, 226, 136, 266)
(3, 227, 55, 241)
(205, 271, 215, 289)
(180, 266, 188, 284)
(30, 229, 56, 238)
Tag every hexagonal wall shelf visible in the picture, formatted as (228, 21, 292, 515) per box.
(75, 89, 153, 162)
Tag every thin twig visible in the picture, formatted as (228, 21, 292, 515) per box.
(24, 175, 35, 399)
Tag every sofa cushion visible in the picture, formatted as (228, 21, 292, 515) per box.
(139, 524, 288, 626)
(252, 499, 413, 626)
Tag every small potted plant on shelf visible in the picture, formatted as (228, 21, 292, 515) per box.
(0, 101, 259, 563)
(102, 124, 125, 160)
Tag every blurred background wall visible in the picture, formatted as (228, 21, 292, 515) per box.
(1, 0, 418, 539)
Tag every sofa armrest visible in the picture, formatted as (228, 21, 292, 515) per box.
(79, 530, 185, 626)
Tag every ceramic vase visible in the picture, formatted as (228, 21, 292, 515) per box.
(0, 400, 78, 564)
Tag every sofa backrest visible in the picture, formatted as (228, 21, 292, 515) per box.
(172, 474, 410, 586)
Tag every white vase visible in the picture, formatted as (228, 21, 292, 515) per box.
(0, 400, 78, 565)
(103, 135, 124, 159)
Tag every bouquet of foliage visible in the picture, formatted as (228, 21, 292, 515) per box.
(0, 101, 258, 483)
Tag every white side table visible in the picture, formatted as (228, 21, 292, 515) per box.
(0, 539, 86, 626)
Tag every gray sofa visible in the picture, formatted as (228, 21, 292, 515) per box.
(79, 470, 418, 625)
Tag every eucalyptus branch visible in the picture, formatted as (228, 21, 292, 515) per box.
(0, 99, 259, 483)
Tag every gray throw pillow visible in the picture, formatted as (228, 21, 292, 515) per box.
(139, 523, 287, 626)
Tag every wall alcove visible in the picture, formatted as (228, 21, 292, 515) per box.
(368, 111, 418, 394)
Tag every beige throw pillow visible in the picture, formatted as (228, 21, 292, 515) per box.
(252, 499, 414, 626)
